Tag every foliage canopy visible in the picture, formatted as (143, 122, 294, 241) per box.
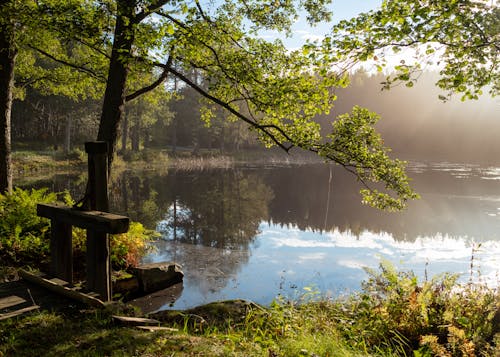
(329, 0, 500, 100)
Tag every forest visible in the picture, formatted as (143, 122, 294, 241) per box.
(12, 69, 498, 163)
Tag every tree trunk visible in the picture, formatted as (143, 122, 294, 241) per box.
(171, 117, 177, 154)
(64, 116, 72, 154)
(0, 21, 16, 194)
(131, 124, 140, 152)
(121, 113, 128, 152)
(96, 0, 135, 172)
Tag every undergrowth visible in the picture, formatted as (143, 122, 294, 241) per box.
(154, 262, 499, 356)
(0, 188, 156, 271)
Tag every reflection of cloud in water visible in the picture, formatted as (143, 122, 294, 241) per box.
(419, 162, 500, 181)
(480, 167, 500, 180)
(337, 259, 366, 270)
(260, 224, 500, 287)
(298, 252, 327, 262)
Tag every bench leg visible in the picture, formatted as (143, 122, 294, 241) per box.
(50, 220, 73, 284)
(86, 230, 111, 301)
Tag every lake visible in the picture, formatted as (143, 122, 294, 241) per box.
(25, 161, 500, 311)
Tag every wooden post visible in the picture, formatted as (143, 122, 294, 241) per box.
(84, 141, 111, 301)
(85, 141, 109, 212)
(50, 220, 72, 284)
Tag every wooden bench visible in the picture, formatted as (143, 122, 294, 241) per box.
(34, 142, 130, 302)
(37, 203, 130, 301)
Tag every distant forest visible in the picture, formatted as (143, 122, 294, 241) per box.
(13, 70, 498, 163)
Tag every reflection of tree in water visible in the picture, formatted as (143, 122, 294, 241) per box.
(264, 164, 500, 242)
(25, 163, 500, 248)
(149, 240, 250, 298)
(151, 169, 274, 296)
(109, 172, 168, 229)
(157, 169, 273, 249)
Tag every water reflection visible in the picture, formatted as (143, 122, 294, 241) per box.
(155, 170, 273, 248)
(21, 163, 500, 310)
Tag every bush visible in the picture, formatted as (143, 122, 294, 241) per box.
(72, 222, 158, 270)
(329, 261, 500, 355)
(110, 222, 158, 269)
(0, 188, 155, 272)
(0, 188, 59, 265)
(65, 148, 86, 162)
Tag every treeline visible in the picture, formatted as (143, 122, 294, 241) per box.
(13, 69, 497, 162)
(12, 71, 260, 154)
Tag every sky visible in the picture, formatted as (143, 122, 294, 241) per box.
(261, 0, 382, 49)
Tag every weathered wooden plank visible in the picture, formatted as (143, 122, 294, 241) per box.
(85, 141, 109, 212)
(86, 230, 111, 301)
(112, 315, 160, 326)
(0, 295, 26, 310)
(50, 220, 73, 284)
(0, 305, 40, 321)
(19, 270, 106, 308)
(136, 326, 179, 332)
(37, 204, 129, 234)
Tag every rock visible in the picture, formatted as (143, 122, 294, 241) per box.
(113, 276, 139, 294)
(132, 263, 183, 294)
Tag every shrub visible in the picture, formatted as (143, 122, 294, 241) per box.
(330, 261, 500, 355)
(0, 188, 156, 272)
(0, 188, 59, 265)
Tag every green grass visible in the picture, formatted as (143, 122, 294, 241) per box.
(12, 149, 86, 175)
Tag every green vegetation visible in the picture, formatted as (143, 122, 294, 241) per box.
(1, 0, 423, 210)
(12, 150, 86, 175)
(330, 0, 499, 101)
(1, 263, 498, 356)
(0, 188, 156, 270)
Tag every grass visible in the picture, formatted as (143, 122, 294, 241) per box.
(11, 146, 322, 177)
(12, 149, 86, 176)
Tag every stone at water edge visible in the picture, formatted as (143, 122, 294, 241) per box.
(132, 262, 183, 294)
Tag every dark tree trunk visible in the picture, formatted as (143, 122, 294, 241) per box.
(131, 124, 140, 152)
(64, 116, 72, 154)
(0, 22, 16, 194)
(121, 113, 128, 152)
(171, 117, 177, 153)
(96, 0, 135, 171)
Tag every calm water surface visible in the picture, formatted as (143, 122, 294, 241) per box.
(26, 162, 500, 311)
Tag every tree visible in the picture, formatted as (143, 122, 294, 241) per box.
(1, 1, 422, 209)
(0, 1, 19, 193)
(0, 0, 106, 193)
(329, 0, 500, 100)
(88, 0, 417, 210)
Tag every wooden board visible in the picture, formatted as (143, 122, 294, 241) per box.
(136, 326, 179, 332)
(19, 270, 106, 308)
(112, 315, 160, 326)
(0, 295, 26, 310)
(37, 204, 129, 234)
(0, 305, 40, 321)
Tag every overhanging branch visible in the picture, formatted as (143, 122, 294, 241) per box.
(28, 45, 107, 82)
(125, 55, 173, 102)
(154, 60, 294, 152)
